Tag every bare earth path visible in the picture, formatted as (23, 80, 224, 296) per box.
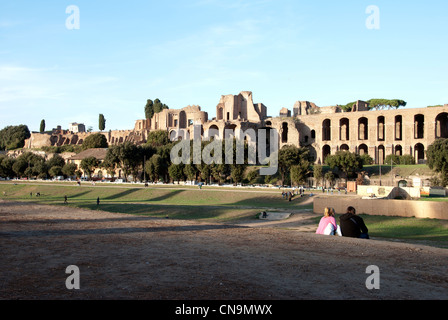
(0, 200, 447, 300)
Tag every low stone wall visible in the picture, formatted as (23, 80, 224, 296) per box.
(313, 196, 448, 220)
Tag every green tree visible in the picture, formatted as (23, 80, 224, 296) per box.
(47, 154, 66, 169)
(145, 98, 169, 119)
(145, 154, 163, 182)
(278, 145, 310, 186)
(290, 161, 311, 186)
(230, 164, 246, 185)
(49, 166, 63, 178)
(0, 125, 31, 150)
(40, 120, 46, 133)
(324, 171, 335, 188)
(312, 164, 323, 187)
(325, 151, 363, 183)
(145, 99, 154, 120)
(11, 152, 45, 178)
(246, 169, 260, 185)
(108, 142, 141, 182)
(99, 114, 106, 131)
(34, 161, 48, 179)
(62, 163, 78, 178)
(153, 99, 169, 114)
(168, 163, 185, 183)
(367, 99, 407, 110)
(385, 154, 400, 166)
(360, 154, 374, 165)
(340, 99, 407, 112)
(101, 151, 119, 181)
(82, 133, 108, 150)
(196, 163, 212, 184)
(80, 156, 99, 180)
(184, 164, 198, 181)
(427, 138, 448, 186)
(0, 156, 15, 178)
(146, 130, 170, 147)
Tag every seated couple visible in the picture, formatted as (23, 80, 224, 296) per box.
(316, 206, 369, 239)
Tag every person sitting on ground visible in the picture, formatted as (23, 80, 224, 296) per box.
(339, 206, 369, 239)
(316, 207, 341, 236)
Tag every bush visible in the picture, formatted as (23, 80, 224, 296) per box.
(385, 154, 415, 165)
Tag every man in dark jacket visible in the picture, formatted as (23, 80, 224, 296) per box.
(339, 206, 369, 239)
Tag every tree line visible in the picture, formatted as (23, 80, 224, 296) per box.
(2, 124, 448, 187)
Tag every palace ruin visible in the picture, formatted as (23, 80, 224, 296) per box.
(24, 91, 448, 165)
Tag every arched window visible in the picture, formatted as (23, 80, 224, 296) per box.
(435, 113, 448, 138)
(414, 114, 424, 139)
(358, 144, 368, 155)
(377, 145, 385, 165)
(395, 145, 403, 156)
(358, 117, 368, 140)
(281, 122, 288, 143)
(395, 115, 402, 141)
(322, 145, 331, 163)
(377, 116, 385, 141)
(322, 119, 331, 141)
(414, 143, 425, 163)
(339, 118, 349, 141)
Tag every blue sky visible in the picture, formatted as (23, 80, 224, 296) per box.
(0, 0, 447, 132)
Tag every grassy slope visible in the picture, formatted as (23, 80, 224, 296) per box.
(1, 181, 447, 247)
(0, 182, 309, 221)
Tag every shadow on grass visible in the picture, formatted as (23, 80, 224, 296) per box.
(147, 189, 185, 202)
(231, 194, 313, 209)
(74, 202, 258, 221)
(103, 188, 140, 200)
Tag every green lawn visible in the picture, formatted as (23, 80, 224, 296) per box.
(311, 214, 448, 248)
(0, 181, 308, 222)
(1, 181, 447, 248)
(363, 164, 433, 177)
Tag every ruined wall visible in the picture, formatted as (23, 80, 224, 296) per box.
(22, 92, 447, 168)
(216, 91, 265, 122)
(24, 129, 145, 149)
(296, 105, 448, 164)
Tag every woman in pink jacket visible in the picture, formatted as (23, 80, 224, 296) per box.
(316, 207, 341, 236)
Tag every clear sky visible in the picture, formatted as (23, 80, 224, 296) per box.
(1, 0, 447, 132)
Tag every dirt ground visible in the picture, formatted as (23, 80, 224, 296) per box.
(1, 200, 447, 301)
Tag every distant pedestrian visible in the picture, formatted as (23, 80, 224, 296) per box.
(64, 195, 68, 204)
(97, 197, 100, 206)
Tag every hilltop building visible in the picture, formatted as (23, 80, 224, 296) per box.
(24, 92, 448, 165)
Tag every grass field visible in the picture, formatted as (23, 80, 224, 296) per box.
(311, 214, 448, 246)
(0, 181, 308, 221)
(1, 181, 447, 247)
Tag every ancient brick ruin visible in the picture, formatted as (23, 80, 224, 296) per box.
(24, 91, 448, 164)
